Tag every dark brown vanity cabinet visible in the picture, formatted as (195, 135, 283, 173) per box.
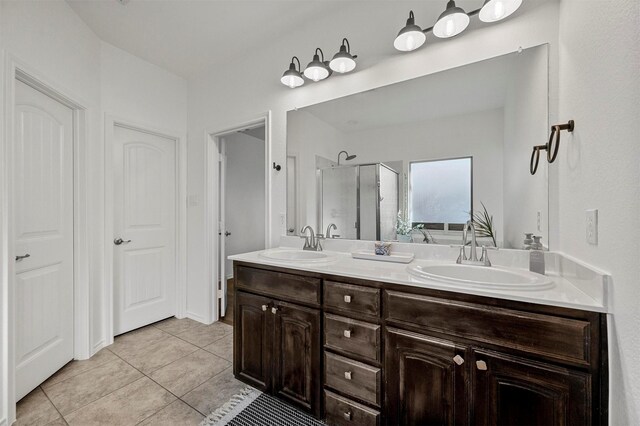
(233, 262, 607, 426)
(234, 265, 322, 416)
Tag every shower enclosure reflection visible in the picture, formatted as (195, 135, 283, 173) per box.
(319, 163, 398, 240)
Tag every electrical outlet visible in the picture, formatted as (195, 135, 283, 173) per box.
(279, 213, 286, 225)
(586, 209, 598, 245)
(536, 211, 541, 231)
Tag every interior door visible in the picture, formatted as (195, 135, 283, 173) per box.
(218, 138, 227, 317)
(13, 80, 74, 400)
(113, 125, 176, 335)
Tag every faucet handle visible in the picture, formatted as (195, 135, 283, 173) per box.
(450, 245, 466, 263)
(480, 245, 498, 266)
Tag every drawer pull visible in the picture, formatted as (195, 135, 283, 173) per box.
(261, 304, 268, 311)
(343, 411, 352, 420)
(476, 360, 488, 371)
(344, 371, 352, 380)
(343, 329, 352, 338)
(344, 295, 352, 303)
(271, 307, 278, 314)
(453, 355, 465, 365)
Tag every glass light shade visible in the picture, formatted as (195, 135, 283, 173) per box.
(280, 71, 304, 88)
(394, 14, 426, 52)
(479, 0, 522, 22)
(433, 1, 470, 38)
(330, 46, 356, 73)
(304, 54, 330, 82)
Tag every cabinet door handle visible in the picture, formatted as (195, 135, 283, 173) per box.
(453, 355, 465, 365)
(261, 304, 268, 311)
(343, 329, 352, 338)
(476, 360, 488, 371)
(271, 307, 278, 314)
(344, 371, 352, 380)
(343, 295, 352, 303)
(15, 253, 31, 261)
(343, 411, 352, 420)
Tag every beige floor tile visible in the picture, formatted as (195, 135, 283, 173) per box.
(175, 322, 233, 348)
(43, 358, 143, 415)
(181, 367, 246, 416)
(42, 349, 118, 390)
(44, 418, 68, 426)
(203, 333, 233, 361)
(108, 326, 170, 359)
(154, 317, 201, 336)
(64, 377, 175, 426)
(16, 387, 62, 426)
(118, 334, 199, 374)
(139, 400, 203, 425)
(149, 349, 230, 396)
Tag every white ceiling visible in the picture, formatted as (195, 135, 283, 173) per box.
(299, 49, 522, 132)
(66, 0, 521, 79)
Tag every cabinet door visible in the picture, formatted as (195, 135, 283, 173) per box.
(273, 300, 321, 416)
(473, 349, 591, 426)
(234, 291, 272, 391)
(385, 327, 468, 426)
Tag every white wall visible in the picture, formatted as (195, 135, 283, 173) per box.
(223, 131, 266, 275)
(556, 1, 640, 423)
(287, 110, 345, 230)
(0, 2, 187, 423)
(186, 1, 560, 322)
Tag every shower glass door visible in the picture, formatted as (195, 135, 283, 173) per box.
(320, 167, 358, 239)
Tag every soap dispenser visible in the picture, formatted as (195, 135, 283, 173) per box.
(529, 236, 545, 275)
(523, 233, 534, 250)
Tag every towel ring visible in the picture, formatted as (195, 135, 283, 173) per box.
(530, 120, 575, 175)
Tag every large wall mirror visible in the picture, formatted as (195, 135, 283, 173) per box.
(287, 44, 549, 249)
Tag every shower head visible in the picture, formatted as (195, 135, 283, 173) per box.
(337, 150, 357, 165)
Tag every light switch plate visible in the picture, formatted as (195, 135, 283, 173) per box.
(586, 209, 598, 245)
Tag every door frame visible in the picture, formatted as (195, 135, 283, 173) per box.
(104, 115, 187, 343)
(1, 54, 92, 422)
(205, 112, 272, 323)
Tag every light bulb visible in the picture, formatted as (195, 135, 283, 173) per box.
(445, 19, 454, 37)
(492, 1, 505, 19)
(406, 35, 415, 51)
(312, 68, 320, 81)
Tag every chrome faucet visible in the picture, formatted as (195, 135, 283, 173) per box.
(325, 223, 339, 239)
(300, 225, 323, 251)
(454, 220, 496, 266)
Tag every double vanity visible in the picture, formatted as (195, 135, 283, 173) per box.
(229, 238, 608, 425)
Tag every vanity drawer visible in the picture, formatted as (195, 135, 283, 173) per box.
(324, 390, 380, 426)
(324, 352, 381, 406)
(384, 290, 592, 366)
(324, 314, 381, 362)
(324, 281, 380, 317)
(235, 266, 321, 306)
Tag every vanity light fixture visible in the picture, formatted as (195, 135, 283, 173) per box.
(304, 48, 331, 82)
(394, 11, 427, 52)
(330, 38, 358, 74)
(479, 0, 523, 22)
(433, 0, 470, 38)
(394, 0, 523, 51)
(280, 56, 304, 88)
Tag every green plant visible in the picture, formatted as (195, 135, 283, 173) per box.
(396, 211, 411, 236)
(413, 223, 437, 244)
(472, 202, 497, 247)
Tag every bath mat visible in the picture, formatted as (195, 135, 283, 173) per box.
(201, 387, 325, 426)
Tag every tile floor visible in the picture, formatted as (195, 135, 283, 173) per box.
(16, 318, 245, 426)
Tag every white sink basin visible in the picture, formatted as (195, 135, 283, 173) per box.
(259, 249, 334, 263)
(407, 263, 554, 290)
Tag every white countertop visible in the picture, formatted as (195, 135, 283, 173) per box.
(229, 238, 610, 313)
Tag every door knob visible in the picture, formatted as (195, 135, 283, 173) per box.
(15, 254, 30, 261)
(114, 238, 132, 245)
(476, 360, 488, 371)
(453, 355, 465, 365)
(271, 307, 278, 314)
(261, 305, 268, 311)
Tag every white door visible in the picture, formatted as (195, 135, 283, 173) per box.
(13, 80, 74, 400)
(113, 125, 176, 335)
(218, 139, 227, 317)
